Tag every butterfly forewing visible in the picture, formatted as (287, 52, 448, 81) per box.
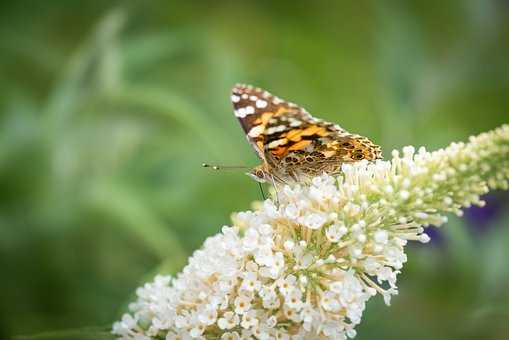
(231, 84, 311, 159)
(231, 84, 382, 181)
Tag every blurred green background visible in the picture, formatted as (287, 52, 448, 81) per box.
(1, 1, 508, 339)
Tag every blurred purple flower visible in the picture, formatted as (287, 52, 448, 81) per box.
(415, 193, 509, 246)
(464, 192, 509, 233)
(422, 226, 444, 245)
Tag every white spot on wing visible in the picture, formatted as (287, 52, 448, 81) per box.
(231, 95, 240, 103)
(234, 104, 256, 118)
(248, 125, 265, 137)
(255, 99, 268, 108)
(268, 138, 287, 148)
(266, 125, 287, 134)
(245, 106, 255, 115)
(235, 107, 246, 118)
(249, 95, 258, 101)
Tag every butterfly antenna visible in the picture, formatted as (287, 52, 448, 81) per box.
(202, 163, 250, 171)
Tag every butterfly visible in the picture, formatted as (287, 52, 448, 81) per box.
(231, 84, 382, 184)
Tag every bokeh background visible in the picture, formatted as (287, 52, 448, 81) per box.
(1, 1, 509, 339)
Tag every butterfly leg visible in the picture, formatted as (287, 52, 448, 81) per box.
(269, 174, 281, 206)
(258, 182, 266, 200)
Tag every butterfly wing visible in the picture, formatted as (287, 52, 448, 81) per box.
(231, 84, 293, 162)
(231, 84, 382, 178)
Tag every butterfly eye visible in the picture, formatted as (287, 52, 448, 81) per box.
(247, 169, 267, 183)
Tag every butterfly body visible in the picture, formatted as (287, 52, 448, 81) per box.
(231, 84, 382, 184)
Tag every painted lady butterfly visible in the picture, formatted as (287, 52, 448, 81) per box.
(231, 84, 382, 184)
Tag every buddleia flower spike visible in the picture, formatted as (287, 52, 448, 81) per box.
(113, 94, 509, 338)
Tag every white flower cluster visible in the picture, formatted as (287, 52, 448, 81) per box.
(113, 125, 509, 340)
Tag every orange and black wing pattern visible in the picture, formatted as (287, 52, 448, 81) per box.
(231, 84, 382, 178)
